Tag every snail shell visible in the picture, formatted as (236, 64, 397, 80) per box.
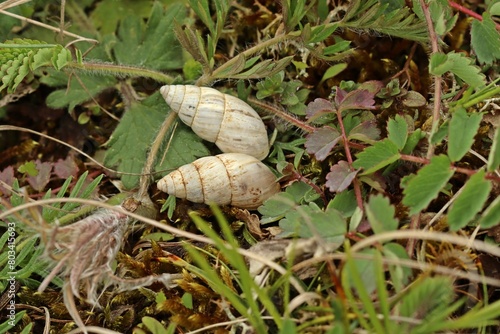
(157, 153, 280, 209)
(160, 85, 269, 160)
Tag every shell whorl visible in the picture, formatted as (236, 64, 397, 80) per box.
(157, 153, 280, 209)
(160, 85, 269, 160)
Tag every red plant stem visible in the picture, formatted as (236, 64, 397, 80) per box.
(448, 0, 500, 30)
(336, 109, 364, 211)
(419, 0, 443, 159)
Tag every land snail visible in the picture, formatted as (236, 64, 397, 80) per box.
(160, 85, 269, 160)
(157, 153, 280, 210)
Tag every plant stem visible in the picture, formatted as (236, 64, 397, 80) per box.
(67, 61, 175, 83)
(419, 0, 443, 159)
(137, 111, 177, 199)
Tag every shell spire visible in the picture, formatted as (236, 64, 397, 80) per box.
(160, 85, 269, 160)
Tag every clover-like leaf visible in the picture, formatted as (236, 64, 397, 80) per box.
(352, 139, 400, 175)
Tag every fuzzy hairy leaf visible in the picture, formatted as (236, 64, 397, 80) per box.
(430, 52, 486, 88)
(402, 155, 454, 215)
(448, 107, 482, 162)
(113, 2, 186, 70)
(305, 126, 341, 161)
(352, 139, 401, 174)
(104, 92, 210, 189)
(471, 13, 500, 65)
(387, 114, 408, 150)
(448, 170, 492, 231)
(326, 161, 358, 193)
(365, 194, 399, 234)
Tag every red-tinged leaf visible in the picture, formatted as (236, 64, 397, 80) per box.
(358, 80, 384, 94)
(348, 119, 381, 144)
(0, 166, 15, 196)
(305, 126, 341, 161)
(306, 98, 335, 121)
(337, 89, 376, 113)
(54, 156, 79, 179)
(334, 87, 348, 106)
(326, 161, 358, 192)
(27, 160, 52, 192)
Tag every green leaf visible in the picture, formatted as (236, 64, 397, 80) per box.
(471, 13, 500, 65)
(430, 52, 486, 89)
(365, 194, 399, 234)
(487, 126, 500, 172)
(279, 203, 346, 244)
(308, 23, 339, 43)
(340, 0, 428, 42)
(113, 2, 186, 70)
(402, 155, 454, 215)
(448, 107, 482, 162)
(382, 243, 412, 292)
(448, 170, 492, 231)
(400, 276, 454, 321)
(141, 316, 169, 334)
(352, 139, 401, 175)
(387, 114, 408, 150)
(479, 196, 500, 229)
(104, 92, 210, 189)
(90, 0, 153, 35)
(17, 161, 37, 176)
(42, 70, 117, 111)
(402, 129, 425, 154)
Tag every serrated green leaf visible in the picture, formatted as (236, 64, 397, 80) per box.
(431, 52, 486, 88)
(430, 52, 453, 75)
(402, 155, 454, 215)
(387, 114, 408, 150)
(113, 2, 186, 70)
(104, 92, 210, 189)
(448, 170, 492, 231)
(51, 46, 72, 70)
(471, 13, 500, 65)
(43, 70, 117, 111)
(479, 196, 500, 229)
(366, 194, 399, 234)
(448, 107, 483, 162)
(352, 139, 401, 175)
(487, 126, 500, 172)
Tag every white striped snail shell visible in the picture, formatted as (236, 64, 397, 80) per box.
(160, 85, 269, 160)
(157, 153, 280, 210)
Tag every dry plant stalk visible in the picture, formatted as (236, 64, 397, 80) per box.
(35, 205, 180, 333)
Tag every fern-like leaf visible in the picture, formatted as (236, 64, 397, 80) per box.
(0, 38, 74, 93)
(340, 0, 428, 43)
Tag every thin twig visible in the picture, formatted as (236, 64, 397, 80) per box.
(137, 111, 177, 198)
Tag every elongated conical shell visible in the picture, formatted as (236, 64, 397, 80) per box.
(157, 153, 280, 209)
(160, 85, 269, 160)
